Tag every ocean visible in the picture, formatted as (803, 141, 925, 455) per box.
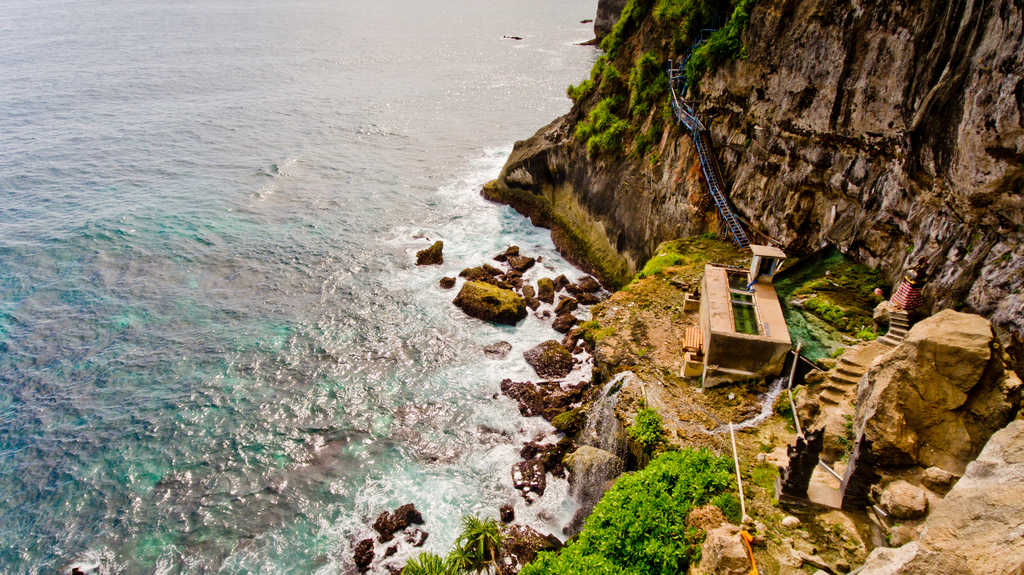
(0, 1, 599, 572)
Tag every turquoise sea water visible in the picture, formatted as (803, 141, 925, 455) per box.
(0, 1, 598, 572)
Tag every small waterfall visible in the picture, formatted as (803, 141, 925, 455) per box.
(706, 376, 788, 434)
(577, 371, 633, 458)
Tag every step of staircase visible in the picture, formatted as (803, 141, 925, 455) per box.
(878, 334, 902, 347)
(836, 364, 864, 378)
(830, 371, 861, 386)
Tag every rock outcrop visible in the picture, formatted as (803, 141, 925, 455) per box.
(453, 281, 527, 325)
(415, 241, 443, 265)
(856, 419, 1024, 575)
(854, 310, 1021, 473)
(483, 0, 1024, 369)
(563, 446, 623, 536)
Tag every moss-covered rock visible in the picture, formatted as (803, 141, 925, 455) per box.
(523, 340, 575, 379)
(537, 277, 555, 303)
(415, 240, 443, 265)
(453, 281, 527, 325)
(552, 407, 587, 435)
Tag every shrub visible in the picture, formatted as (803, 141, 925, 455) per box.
(520, 449, 735, 574)
(574, 98, 629, 156)
(711, 492, 741, 523)
(628, 52, 668, 120)
(402, 552, 460, 575)
(685, 0, 758, 88)
(567, 79, 594, 102)
(627, 408, 666, 451)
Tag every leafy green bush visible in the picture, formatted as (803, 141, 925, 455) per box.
(627, 408, 666, 451)
(711, 492, 741, 523)
(600, 0, 655, 58)
(628, 52, 668, 120)
(520, 449, 736, 574)
(575, 98, 629, 156)
(567, 79, 594, 102)
(685, 0, 757, 88)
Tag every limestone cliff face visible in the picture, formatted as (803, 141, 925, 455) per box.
(484, 0, 1024, 366)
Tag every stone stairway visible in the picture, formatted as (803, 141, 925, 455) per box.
(878, 309, 911, 347)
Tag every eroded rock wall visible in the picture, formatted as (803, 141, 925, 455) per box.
(484, 0, 1024, 366)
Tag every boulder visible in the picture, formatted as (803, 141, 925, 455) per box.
(873, 300, 892, 331)
(453, 281, 527, 325)
(920, 466, 958, 493)
(697, 524, 751, 575)
(855, 310, 1022, 473)
(552, 313, 577, 333)
(553, 274, 570, 291)
(879, 480, 928, 520)
(506, 255, 536, 273)
(459, 266, 495, 282)
(523, 340, 574, 378)
(499, 503, 515, 523)
(525, 296, 541, 310)
(575, 276, 601, 293)
(522, 284, 535, 299)
(855, 420, 1024, 575)
(498, 524, 562, 575)
(551, 407, 586, 435)
(686, 505, 728, 532)
(372, 503, 424, 542)
(575, 292, 602, 305)
(415, 241, 443, 265)
(537, 278, 555, 303)
(482, 263, 503, 276)
(353, 538, 374, 572)
(500, 379, 588, 420)
(483, 341, 512, 359)
(781, 515, 801, 528)
(439, 276, 456, 289)
(553, 296, 578, 315)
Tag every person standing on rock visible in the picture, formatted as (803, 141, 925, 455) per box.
(890, 258, 928, 312)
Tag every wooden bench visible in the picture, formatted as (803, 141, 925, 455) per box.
(684, 326, 704, 354)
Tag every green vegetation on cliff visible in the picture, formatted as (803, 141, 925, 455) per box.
(520, 448, 735, 574)
(570, 0, 759, 160)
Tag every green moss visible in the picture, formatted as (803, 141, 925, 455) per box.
(552, 407, 587, 435)
(452, 281, 527, 325)
(580, 320, 616, 347)
(635, 236, 746, 282)
(750, 463, 778, 492)
(711, 492, 741, 524)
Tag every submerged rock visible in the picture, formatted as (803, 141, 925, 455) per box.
(553, 296, 578, 315)
(415, 241, 443, 265)
(523, 340, 574, 378)
(483, 341, 513, 359)
(512, 459, 546, 501)
(499, 503, 515, 523)
(439, 276, 456, 289)
(453, 281, 527, 325)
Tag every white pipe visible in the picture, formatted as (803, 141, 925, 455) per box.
(818, 460, 844, 482)
(729, 422, 748, 522)
(787, 341, 803, 437)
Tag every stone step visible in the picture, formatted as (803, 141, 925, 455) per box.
(818, 394, 840, 406)
(836, 364, 864, 378)
(830, 371, 861, 386)
(878, 335, 902, 347)
(888, 326, 908, 335)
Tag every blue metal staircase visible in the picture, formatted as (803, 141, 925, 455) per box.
(667, 35, 750, 250)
